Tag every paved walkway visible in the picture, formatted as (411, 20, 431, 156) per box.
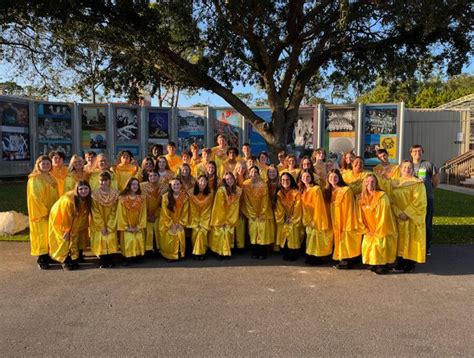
(438, 184, 474, 196)
(0, 242, 473, 357)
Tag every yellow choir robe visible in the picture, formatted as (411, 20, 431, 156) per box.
(159, 192, 190, 260)
(157, 170, 175, 192)
(164, 154, 182, 173)
(27, 173, 59, 256)
(303, 186, 333, 257)
(48, 192, 90, 263)
(51, 165, 68, 196)
(188, 191, 214, 255)
(89, 170, 119, 192)
(241, 179, 274, 245)
(211, 146, 227, 170)
(117, 194, 147, 257)
(373, 164, 400, 194)
(281, 168, 301, 181)
(276, 163, 286, 173)
(113, 164, 141, 191)
(209, 186, 242, 256)
(390, 178, 427, 263)
(180, 177, 196, 192)
(275, 189, 303, 250)
(190, 156, 202, 175)
(357, 191, 398, 265)
(64, 171, 90, 250)
(257, 163, 269, 181)
(218, 159, 239, 179)
(140, 182, 162, 251)
(342, 170, 371, 196)
(90, 188, 119, 256)
(330, 186, 362, 261)
(266, 180, 279, 251)
(193, 161, 209, 178)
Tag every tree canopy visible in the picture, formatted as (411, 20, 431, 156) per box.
(1, 0, 472, 152)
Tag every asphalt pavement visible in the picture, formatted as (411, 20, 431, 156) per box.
(0, 242, 473, 357)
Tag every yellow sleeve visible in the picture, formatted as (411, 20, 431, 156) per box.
(403, 183, 427, 225)
(210, 188, 226, 226)
(64, 175, 75, 193)
(49, 196, 75, 236)
(116, 199, 128, 231)
(242, 187, 257, 219)
(375, 193, 398, 237)
(27, 178, 50, 221)
(179, 200, 190, 227)
(138, 197, 147, 229)
(312, 187, 329, 230)
(107, 204, 117, 231)
(227, 192, 242, 227)
(356, 198, 368, 234)
(291, 193, 302, 225)
(159, 195, 173, 230)
(91, 200, 105, 232)
(275, 193, 285, 224)
(341, 188, 358, 232)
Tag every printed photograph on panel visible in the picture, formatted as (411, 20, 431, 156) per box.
(149, 110, 169, 139)
(325, 108, 356, 163)
(248, 109, 271, 155)
(37, 103, 73, 158)
(81, 106, 107, 131)
(115, 107, 138, 141)
(364, 105, 398, 164)
(178, 108, 206, 152)
(0, 100, 29, 127)
(287, 109, 314, 156)
(2, 131, 30, 160)
(214, 109, 240, 147)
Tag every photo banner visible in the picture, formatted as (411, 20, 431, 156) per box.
(324, 107, 357, 164)
(247, 109, 272, 155)
(81, 106, 107, 154)
(0, 99, 30, 161)
(214, 109, 241, 147)
(37, 103, 73, 158)
(363, 105, 398, 165)
(178, 108, 206, 152)
(148, 109, 169, 147)
(287, 108, 314, 156)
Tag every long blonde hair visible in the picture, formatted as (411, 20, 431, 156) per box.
(29, 155, 52, 178)
(67, 154, 84, 173)
(359, 174, 381, 205)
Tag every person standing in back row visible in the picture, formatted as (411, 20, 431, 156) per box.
(410, 145, 438, 255)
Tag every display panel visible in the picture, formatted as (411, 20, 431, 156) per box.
(37, 103, 73, 157)
(81, 106, 107, 154)
(287, 108, 314, 156)
(247, 109, 271, 155)
(177, 108, 206, 152)
(0, 99, 30, 161)
(148, 109, 169, 149)
(324, 107, 357, 164)
(214, 109, 241, 147)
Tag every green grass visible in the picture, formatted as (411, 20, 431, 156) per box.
(0, 183, 472, 244)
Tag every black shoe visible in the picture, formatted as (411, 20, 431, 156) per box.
(374, 266, 389, 275)
(38, 262, 49, 270)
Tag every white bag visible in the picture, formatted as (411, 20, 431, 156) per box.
(0, 211, 29, 235)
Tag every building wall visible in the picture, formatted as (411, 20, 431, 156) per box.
(403, 109, 464, 167)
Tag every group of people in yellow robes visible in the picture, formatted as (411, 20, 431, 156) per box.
(26, 142, 428, 274)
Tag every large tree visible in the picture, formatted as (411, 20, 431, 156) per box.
(1, 1, 472, 154)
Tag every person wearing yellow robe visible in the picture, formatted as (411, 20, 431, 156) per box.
(193, 147, 212, 177)
(372, 148, 400, 194)
(299, 170, 332, 265)
(140, 170, 162, 257)
(164, 141, 182, 173)
(390, 160, 427, 273)
(218, 147, 240, 179)
(139, 156, 156, 182)
(276, 151, 287, 173)
(83, 151, 97, 179)
(49, 181, 91, 270)
(156, 156, 175, 192)
(211, 134, 228, 171)
(241, 143, 253, 163)
(90, 171, 119, 268)
(117, 178, 147, 264)
(242, 166, 274, 259)
(189, 143, 202, 175)
(339, 150, 355, 175)
(325, 169, 362, 269)
(188, 175, 214, 259)
(64, 154, 89, 257)
(311, 148, 329, 187)
(342, 156, 371, 196)
(356, 174, 398, 274)
(112, 150, 142, 191)
(88, 154, 118, 191)
(266, 165, 279, 252)
(27, 155, 59, 269)
(257, 152, 269, 182)
(177, 163, 196, 192)
(206, 161, 220, 193)
(280, 154, 301, 181)
(209, 172, 242, 259)
(49, 150, 68, 196)
(233, 160, 248, 187)
(275, 172, 302, 261)
(159, 179, 190, 261)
